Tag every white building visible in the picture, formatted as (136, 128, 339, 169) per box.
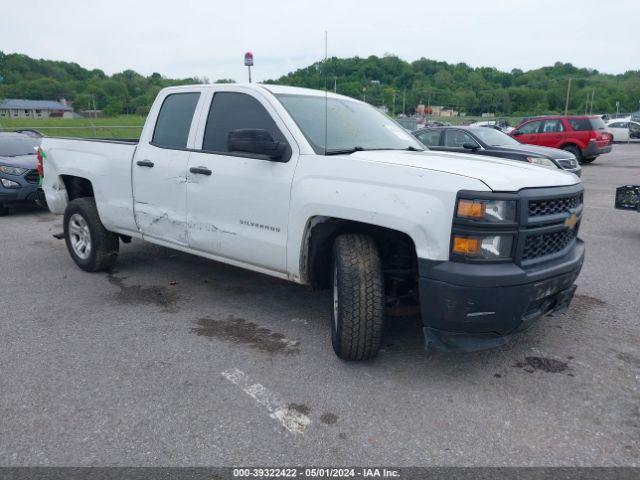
(0, 99, 73, 119)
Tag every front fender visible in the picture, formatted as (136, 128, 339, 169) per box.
(286, 156, 490, 281)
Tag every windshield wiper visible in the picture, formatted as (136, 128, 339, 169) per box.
(325, 146, 424, 155)
(324, 146, 366, 155)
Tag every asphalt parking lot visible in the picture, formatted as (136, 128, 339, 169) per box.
(1, 144, 639, 467)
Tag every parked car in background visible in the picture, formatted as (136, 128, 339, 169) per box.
(0, 131, 44, 214)
(510, 115, 612, 164)
(606, 119, 640, 142)
(412, 126, 581, 176)
(469, 118, 514, 134)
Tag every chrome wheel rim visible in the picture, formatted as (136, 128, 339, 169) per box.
(68, 213, 92, 260)
(332, 263, 339, 329)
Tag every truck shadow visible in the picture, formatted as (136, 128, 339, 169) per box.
(112, 240, 583, 377)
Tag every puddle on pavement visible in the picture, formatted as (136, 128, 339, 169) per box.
(320, 413, 339, 425)
(514, 356, 569, 373)
(192, 315, 300, 355)
(107, 274, 179, 310)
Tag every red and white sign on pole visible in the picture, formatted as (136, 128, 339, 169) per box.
(244, 52, 253, 83)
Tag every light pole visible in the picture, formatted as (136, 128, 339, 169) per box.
(564, 78, 572, 116)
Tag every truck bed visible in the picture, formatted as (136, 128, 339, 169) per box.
(41, 136, 140, 236)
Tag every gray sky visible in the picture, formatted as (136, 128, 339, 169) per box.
(2, 0, 637, 81)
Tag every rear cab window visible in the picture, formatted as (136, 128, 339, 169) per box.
(152, 92, 201, 149)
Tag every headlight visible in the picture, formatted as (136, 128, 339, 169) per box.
(1, 178, 20, 189)
(0, 165, 28, 175)
(456, 198, 517, 224)
(526, 157, 557, 169)
(452, 234, 514, 260)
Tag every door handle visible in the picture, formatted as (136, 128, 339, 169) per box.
(136, 160, 154, 168)
(190, 166, 212, 176)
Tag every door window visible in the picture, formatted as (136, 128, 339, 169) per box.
(518, 121, 542, 134)
(152, 93, 201, 149)
(443, 130, 479, 148)
(203, 92, 286, 154)
(542, 119, 564, 133)
(415, 129, 441, 147)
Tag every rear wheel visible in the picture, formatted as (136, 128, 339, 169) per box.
(330, 234, 385, 361)
(562, 145, 582, 164)
(64, 197, 119, 272)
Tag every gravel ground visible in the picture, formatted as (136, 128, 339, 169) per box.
(1, 145, 639, 466)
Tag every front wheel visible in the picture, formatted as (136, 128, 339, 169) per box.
(331, 234, 385, 361)
(64, 197, 119, 272)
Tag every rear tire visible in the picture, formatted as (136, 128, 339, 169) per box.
(580, 157, 596, 164)
(562, 145, 582, 164)
(331, 234, 385, 361)
(0, 204, 7, 216)
(64, 197, 119, 272)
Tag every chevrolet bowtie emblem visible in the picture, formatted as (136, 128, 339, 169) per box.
(564, 212, 579, 230)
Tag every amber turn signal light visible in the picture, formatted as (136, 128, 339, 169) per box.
(452, 236, 481, 256)
(457, 199, 486, 219)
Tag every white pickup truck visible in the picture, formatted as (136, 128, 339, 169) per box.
(41, 84, 585, 360)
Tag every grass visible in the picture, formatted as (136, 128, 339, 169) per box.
(0, 115, 145, 139)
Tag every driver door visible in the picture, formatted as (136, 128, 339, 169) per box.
(186, 88, 298, 273)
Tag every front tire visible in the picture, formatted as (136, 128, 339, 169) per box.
(331, 234, 385, 361)
(64, 197, 119, 272)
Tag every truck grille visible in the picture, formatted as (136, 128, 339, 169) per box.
(25, 170, 39, 184)
(528, 193, 582, 217)
(523, 229, 577, 260)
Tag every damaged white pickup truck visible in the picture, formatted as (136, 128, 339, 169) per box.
(41, 84, 585, 360)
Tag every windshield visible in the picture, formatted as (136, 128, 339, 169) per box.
(275, 94, 424, 154)
(472, 128, 521, 147)
(0, 135, 41, 157)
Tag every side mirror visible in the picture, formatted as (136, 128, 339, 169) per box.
(227, 129, 288, 161)
(462, 142, 479, 151)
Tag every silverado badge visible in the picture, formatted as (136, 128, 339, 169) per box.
(564, 212, 579, 230)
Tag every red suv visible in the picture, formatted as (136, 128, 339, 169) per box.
(510, 116, 612, 164)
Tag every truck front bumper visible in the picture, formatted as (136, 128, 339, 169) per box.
(418, 240, 585, 352)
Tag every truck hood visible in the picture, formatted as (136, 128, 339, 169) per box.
(348, 149, 579, 191)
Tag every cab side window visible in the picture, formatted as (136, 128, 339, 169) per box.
(152, 93, 201, 149)
(203, 92, 286, 154)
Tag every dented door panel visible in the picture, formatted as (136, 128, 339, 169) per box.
(132, 144, 190, 245)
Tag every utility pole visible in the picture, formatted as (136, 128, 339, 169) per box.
(392, 90, 396, 116)
(590, 88, 595, 115)
(564, 78, 572, 116)
(402, 88, 406, 115)
(334, 76, 337, 93)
